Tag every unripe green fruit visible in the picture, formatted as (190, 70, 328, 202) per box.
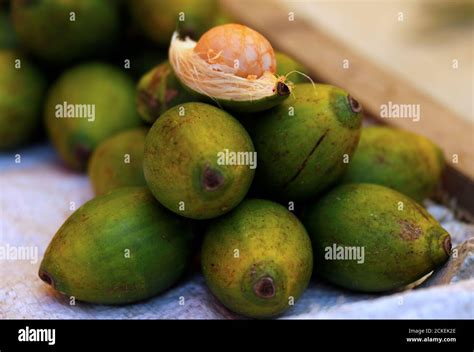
(88, 127, 148, 195)
(0, 50, 46, 149)
(341, 126, 445, 202)
(130, 0, 218, 45)
(304, 183, 451, 292)
(136, 61, 194, 124)
(39, 187, 194, 304)
(44, 63, 142, 171)
(143, 102, 255, 219)
(12, 0, 120, 63)
(275, 51, 309, 83)
(249, 83, 363, 201)
(202, 199, 313, 318)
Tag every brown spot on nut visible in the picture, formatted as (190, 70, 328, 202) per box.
(39, 269, 55, 288)
(254, 276, 276, 299)
(443, 235, 452, 255)
(74, 144, 91, 165)
(348, 95, 362, 113)
(398, 219, 422, 241)
(202, 165, 224, 191)
(277, 82, 290, 96)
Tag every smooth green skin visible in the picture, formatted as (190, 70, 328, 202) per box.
(304, 183, 451, 292)
(88, 127, 148, 196)
(216, 87, 290, 113)
(275, 52, 309, 84)
(130, 0, 218, 45)
(39, 187, 194, 304)
(0, 50, 46, 149)
(179, 76, 291, 113)
(202, 199, 313, 318)
(0, 12, 18, 49)
(212, 9, 235, 26)
(11, 0, 119, 63)
(341, 127, 445, 202)
(144, 102, 255, 219)
(44, 63, 142, 171)
(249, 83, 363, 201)
(137, 61, 194, 124)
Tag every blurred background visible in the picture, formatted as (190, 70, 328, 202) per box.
(0, 0, 473, 320)
(268, 0, 473, 122)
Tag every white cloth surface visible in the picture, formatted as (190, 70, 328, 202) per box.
(1, 145, 473, 319)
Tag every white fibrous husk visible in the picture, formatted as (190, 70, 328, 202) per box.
(169, 32, 281, 102)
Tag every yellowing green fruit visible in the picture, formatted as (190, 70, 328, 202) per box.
(304, 183, 451, 292)
(44, 63, 142, 171)
(212, 9, 235, 27)
(276, 51, 309, 83)
(341, 126, 445, 202)
(202, 199, 313, 318)
(130, 0, 218, 45)
(0, 50, 46, 149)
(88, 127, 148, 196)
(143, 102, 255, 219)
(39, 187, 194, 304)
(12, 0, 119, 63)
(249, 83, 363, 201)
(136, 61, 194, 124)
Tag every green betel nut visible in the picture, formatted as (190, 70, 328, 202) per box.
(44, 63, 142, 171)
(0, 50, 46, 149)
(202, 199, 313, 318)
(39, 187, 194, 304)
(88, 127, 148, 196)
(130, 0, 218, 46)
(249, 83, 363, 201)
(341, 126, 445, 202)
(12, 0, 120, 63)
(304, 183, 451, 292)
(275, 51, 310, 84)
(136, 61, 194, 124)
(143, 102, 255, 220)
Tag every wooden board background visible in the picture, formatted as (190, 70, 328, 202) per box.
(221, 0, 474, 217)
